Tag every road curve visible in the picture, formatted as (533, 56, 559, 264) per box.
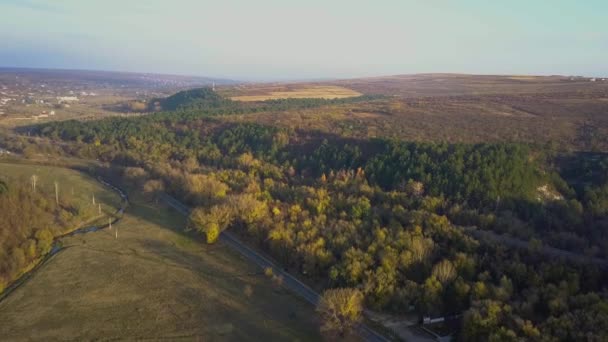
(159, 193, 391, 342)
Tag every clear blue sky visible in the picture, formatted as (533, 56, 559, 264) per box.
(0, 0, 606, 80)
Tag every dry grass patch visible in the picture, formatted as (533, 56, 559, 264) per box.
(231, 85, 361, 102)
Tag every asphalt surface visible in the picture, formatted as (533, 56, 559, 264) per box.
(159, 193, 391, 342)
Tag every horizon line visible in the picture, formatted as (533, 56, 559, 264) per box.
(0, 65, 602, 84)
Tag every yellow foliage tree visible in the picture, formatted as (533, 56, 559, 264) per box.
(189, 205, 234, 244)
(316, 288, 364, 337)
(232, 194, 268, 225)
(432, 259, 457, 284)
(184, 173, 228, 205)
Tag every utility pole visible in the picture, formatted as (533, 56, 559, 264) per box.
(92, 194, 96, 205)
(98, 203, 101, 215)
(109, 217, 112, 230)
(31, 175, 38, 192)
(54, 181, 59, 205)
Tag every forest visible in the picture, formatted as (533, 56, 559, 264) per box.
(147, 86, 382, 114)
(6, 88, 608, 340)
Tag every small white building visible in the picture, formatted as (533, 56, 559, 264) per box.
(590, 78, 597, 82)
(57, 96, 79, 103)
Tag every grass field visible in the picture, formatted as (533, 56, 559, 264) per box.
(0, 94, 138, 128)
(0, 193, 322, 341)
(0, 162, 121, 220)
(229, 85, 361, 101)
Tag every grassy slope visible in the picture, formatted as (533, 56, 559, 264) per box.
(0, 162, 122, 221)
(0, 162, 123, 294)
(0, 194, 321, 341)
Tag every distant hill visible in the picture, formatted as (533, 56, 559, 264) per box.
(324, 73, 608, 97)
(150, 87, 233, 111)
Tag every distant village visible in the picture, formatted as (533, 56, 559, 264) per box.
(0, 69, 220, 121)
(567, 76, 607, 82)
(0, 79, 98, 120)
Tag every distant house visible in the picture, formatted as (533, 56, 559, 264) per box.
(423, 316, 446, 325)
(590, 78, 597, 82)
(50, 110, 56, 116)
(57, 96, 79, 103)
(421, 313, 462, 325)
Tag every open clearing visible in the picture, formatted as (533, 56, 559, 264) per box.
(230, 85, 361, 101)
(0, 100, 128, 128)
(0, 192, 321, 341)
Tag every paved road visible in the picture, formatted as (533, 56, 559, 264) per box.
(463, 227, 608, 268)
(159, 193, 391, 342)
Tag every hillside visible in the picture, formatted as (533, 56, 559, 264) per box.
(0, 192, 320, 341)
(149, 87, 231, 111)
(328, 73, 608, 97)
(0, 162, 122, 293)
(216, 74, 608, 152)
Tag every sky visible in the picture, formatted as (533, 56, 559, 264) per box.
(0, 0, 606, 80)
